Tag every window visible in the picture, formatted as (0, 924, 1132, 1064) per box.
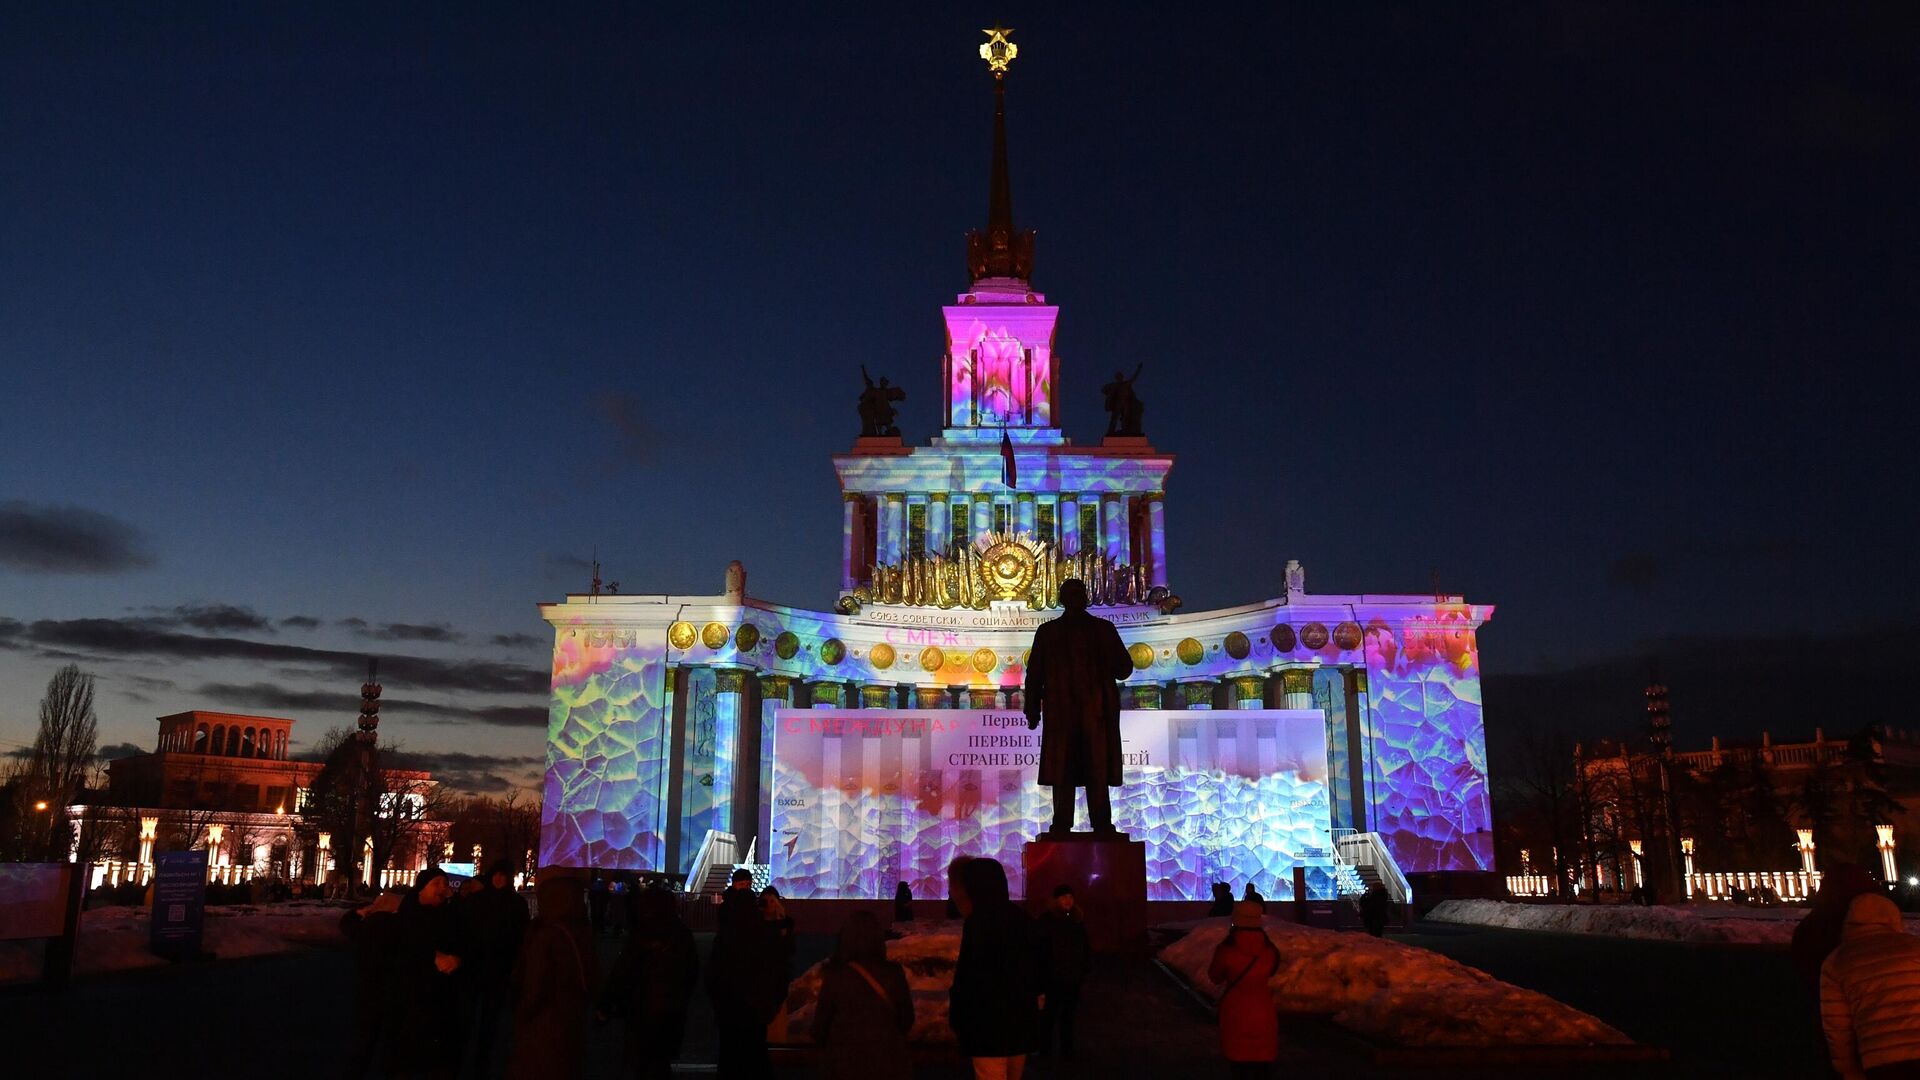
(1037, 502, 1055, 547)
(1080, 503, 1100, 546)
(994, 502, 1011, 535)
(907, 502, 926, 558)
(952, 509, 971, 553)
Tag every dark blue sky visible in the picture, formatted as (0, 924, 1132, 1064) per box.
(2, 5, 1915, 787)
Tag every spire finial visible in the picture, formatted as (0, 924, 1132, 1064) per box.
(967, 26, 1035, 283)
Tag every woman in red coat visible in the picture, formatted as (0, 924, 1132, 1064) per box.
(1207, 901, 1281, 1078)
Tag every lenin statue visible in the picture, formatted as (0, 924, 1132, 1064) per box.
(1024, 578, 1135, 837)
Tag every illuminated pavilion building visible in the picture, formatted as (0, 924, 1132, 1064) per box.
(539, 32, 1495, 897)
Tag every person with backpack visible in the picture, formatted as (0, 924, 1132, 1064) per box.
(812, 910, 915, 1080)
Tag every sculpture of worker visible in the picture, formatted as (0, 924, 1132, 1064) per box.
(1024, 578, 1135, 837)
(1102, 363, 1144, 437)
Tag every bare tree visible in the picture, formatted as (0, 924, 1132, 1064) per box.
(9, 665, 101, 860)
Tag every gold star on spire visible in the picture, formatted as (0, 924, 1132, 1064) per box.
(979, 25, 1017, 77)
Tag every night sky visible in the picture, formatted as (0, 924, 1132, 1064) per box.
(2, 6, 1915, 791)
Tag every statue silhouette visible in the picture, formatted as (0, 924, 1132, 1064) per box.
(859, 364, 906, 437)
(1102, 364, 1144, 437)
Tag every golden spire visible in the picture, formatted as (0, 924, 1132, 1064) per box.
(979, 25, 1017, 78)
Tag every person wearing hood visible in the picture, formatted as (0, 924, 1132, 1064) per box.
(599, 887, 700, 1080)
(1794, 863, 1880, 994)
(461, 859, 530, 1075)
(506, 874, 599, 1080)
(812, 909, 915, 1080)
(948, 858, 1042, 1079)
(380, 868, 468, 1079)
(1821, 892, 1920, 1080)
(1208, 900, 1281, 1079)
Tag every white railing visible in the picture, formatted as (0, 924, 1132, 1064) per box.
(1687, 869, 1821, 901)
(1507, 874, 1554, 897)
(683, 829, 739, 897)
(1334, 831, 1413, 905)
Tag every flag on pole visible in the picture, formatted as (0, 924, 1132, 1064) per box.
(1000, 427, 1017, 488)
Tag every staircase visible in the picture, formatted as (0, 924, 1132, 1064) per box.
(1331, 830, 1412, 905)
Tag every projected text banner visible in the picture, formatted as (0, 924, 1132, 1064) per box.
(769, 708, 1332, 901)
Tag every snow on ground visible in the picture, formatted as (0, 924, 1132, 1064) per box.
(1428, 898, 1920, 946)
(0, 900, 352, 984)
(775, 920, 962, 1045)
(1157, 916, 1631, 1048)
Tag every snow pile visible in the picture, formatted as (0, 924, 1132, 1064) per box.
(0, 900, 352, 984)
(1427, 899, 1920, 945)
(775, 921, 963, 1045)
(1158, 917, 1629, 1048)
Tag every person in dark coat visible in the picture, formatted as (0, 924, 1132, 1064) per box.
(707, 886, 786, 1079)
(1793, 863, 1880, 993)
(348, 869, 467, 1080)
(1208, 882, 1235, 917)
(894, 881, 915, 925)
(761, 886, 796, 977)
(599, 888, 700, 1080)
(1242, 882, 1264, 909)
(812, 910, 915, 1080)
(588, 873, 610, 936)
(506, 874, 598, 1080)
(461, 859, 529, 1076)
(1210, 901, 1281, 1079)
(1035, 884, 1091, 1059)
(1023, 578, 1135, 836)
(339, 889, 405, 1077)
(949, 858, 1042, 1078)
(1357, 882, 1391, 937)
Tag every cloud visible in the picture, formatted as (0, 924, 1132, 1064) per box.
(1609, 536, 1810, 593)
(96, 742, 146, 761)
(383, 749, 544, 795)
(543, 553, 591, 584)
(338, 619, 463, 643)
(491, 633, 545, 649)
(279, 615, 322, 631)
(592, 390, 655, 466)
(164, 604, 274, 634)
(15, 617, 545, 695)
(0, 501, 155, 575)
(198, 682, 545, 728)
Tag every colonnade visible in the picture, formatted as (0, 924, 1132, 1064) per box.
(842, 490, 1169, 592)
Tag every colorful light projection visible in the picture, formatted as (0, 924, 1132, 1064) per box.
(541, 629, 670, 869)
(768, 708, 1333, 900)
(946, 321, 1053, 429)
(1361, 616, 1493, 872)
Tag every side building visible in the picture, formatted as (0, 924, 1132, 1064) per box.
(74, 710, 449, 889)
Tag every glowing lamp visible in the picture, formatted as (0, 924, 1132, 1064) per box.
(34, 800, 48, 811)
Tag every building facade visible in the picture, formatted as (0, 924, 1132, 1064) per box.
(538, 52, 1497, 891)
(81, 710, 448, 888)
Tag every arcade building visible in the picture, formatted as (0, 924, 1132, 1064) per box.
(538, 39, 1494, 901)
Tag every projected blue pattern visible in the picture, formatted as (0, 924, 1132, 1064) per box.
(541, 631, 669, 869)
(1362, 619, 1493, 872)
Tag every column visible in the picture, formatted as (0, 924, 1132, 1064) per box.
(1681, 837, 1695, 899)
(1279, 667, 1314, 709)
(1179, 679, 1215, 711)
(1060, 494, 1080, 555)
(316, 832, 332, 885)
(711, 669, 748, 848)
(1797, 829, 1817, 875)
(138, 817, 158, 867)
(1015, 492, 1036, 537)
(1230, 676, 1264, 710)
(971, 493, 992, 545)
(1119, 684, 1163, 709)
(753, 675, 792, 852)
(805, 678, 845, 709)
(1146, 493, 1168, 587)
(1101, 495, 1124, 560)
(841, 493, 863, 591)
(1878, 825, 1898, 884)
(928, 494, 950, 556)
(914, 686, 948, 710)
(861, 684, 894, 710)
(882, 494, 906, 565)
(967, 687, 1000, 709)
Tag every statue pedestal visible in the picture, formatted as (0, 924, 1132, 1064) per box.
(1022, 835, 1148, 953)
(850, 436, 910, 455)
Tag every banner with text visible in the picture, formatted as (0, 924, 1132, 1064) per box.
(768, 708, 1333, 901)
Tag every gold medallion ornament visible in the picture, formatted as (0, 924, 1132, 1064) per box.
(774, 631, 800, 660)
(920, 646, 945, 673)
(1300, 622, 1330, 650)
(972, 647, 998, 674)
(668, 622, 697, 650)
(1176, 637, 1205, 666)
(820, 638, 846, 665)
(1129, 642, 1155, 670)
(977, 532, 1041, 601)
(700, 622, 730, 650)
(734, 623, 761, 652)
(870, 643, 896, 670)
(1273, 624, 1297, 652)
(1224, 631, 1251, 660)
(1334, 622, 1363, 651)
